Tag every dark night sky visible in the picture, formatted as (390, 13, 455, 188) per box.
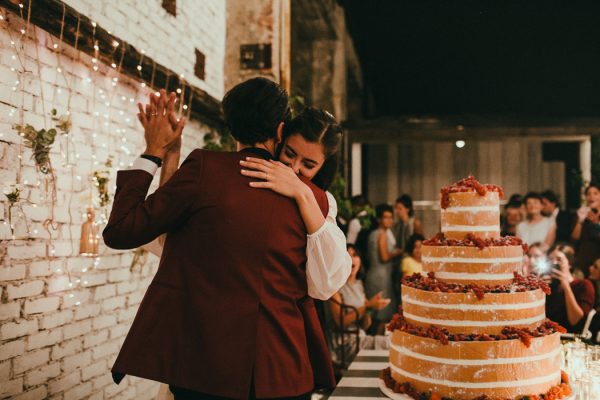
(341, 1, 600, 117)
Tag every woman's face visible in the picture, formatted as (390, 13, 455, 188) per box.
(412, 240, 422, 260)
(395, 203, 409, 220)
(279, 134, 326, 180)
(589, 260, 600, 281)
(505, 207, 522, 227)
(585, 187, 600, 208)
(379, 211, 395, 230)
(549, 250, 570, 273)
(526, 246, 547, 275)
(347, 247, 361, 277)
(525, 198, 542, 218)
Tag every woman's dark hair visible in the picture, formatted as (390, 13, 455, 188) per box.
(585, 182, 600, 195)
(280, 107, 343, 190)
(550, 244, 576, 268)
(405, 233, 425, 256)
(346, 243, 366, 280)
(375, 204, 394, 219)
(541, 190, 560, 207)
(395, 194, 415, 217)
(222, 77, 291, 146)
(523, 192, 543, 204)
(505, 193, 523, 209)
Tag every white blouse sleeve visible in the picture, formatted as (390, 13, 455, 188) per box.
(306, 191, 352, 300)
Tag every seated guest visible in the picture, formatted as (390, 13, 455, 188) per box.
(401, 233, 425, 277)
(523, 242, 548, 276)
(501, 202, 522, 237)
(328, 245, 391, 362)
(571, 182, 600, 272)
(546, 244, 595, 333)
(516, 192, 556, 250)
(393, 194, 423, 252)
(541, 189, 573, 244)
(588, 258, 600, 310)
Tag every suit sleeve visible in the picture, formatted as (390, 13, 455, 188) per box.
(103, 149, 203, 250)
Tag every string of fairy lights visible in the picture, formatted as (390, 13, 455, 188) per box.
(0, 3, 194, 307)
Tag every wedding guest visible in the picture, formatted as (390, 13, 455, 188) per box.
(571, 182, 600, 271)
(392, 194, 423, 252)
(501, 202, 522, 237)
(541, 189, 573, 244)
(401, 233, 425, 277)
(588, 258, 600, 310)
(546, 244, 595, 333)
(328, 244, 391, 363)
(366, 204, 402, 334)
(346, 195, 370, 245)
(516, 192, 556, 250)
(523, 242, 547, 276)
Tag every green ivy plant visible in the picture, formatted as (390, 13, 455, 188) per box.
(93, 157, 113, 208)
(203, 130, 236, 152)
(329, 173, 375, 230)
(13, 109, 71, 174)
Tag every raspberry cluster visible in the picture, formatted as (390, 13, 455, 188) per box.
(387, 309, 566, 347)
(440, 176, 505, 209)
(402, 272, 551, 299)
(424, 233, 528, 252)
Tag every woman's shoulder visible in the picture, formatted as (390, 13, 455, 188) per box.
(325, 191, 338, 217)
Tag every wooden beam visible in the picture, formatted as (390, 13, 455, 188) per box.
(0, 0, 224, 130)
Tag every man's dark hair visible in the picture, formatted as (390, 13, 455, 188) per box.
(523, 192, 543, 204)
(541, 190, 560, 207)
(222, 77, 291, 146)
(395, 194, 415, 217)
(375, 204, 394, 219)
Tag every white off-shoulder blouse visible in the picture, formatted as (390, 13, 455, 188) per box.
(305, 191, 352, 300)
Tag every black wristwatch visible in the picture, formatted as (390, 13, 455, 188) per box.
(140, 154, 163, 167)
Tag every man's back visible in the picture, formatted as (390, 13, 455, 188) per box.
(105, 148, 329, 398)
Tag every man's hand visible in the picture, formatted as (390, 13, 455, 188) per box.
(137, 89, 186, 159)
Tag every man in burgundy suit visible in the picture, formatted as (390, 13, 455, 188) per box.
(103, 78, 335, 399)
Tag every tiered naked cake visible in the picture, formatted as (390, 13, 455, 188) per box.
(381, 176, 571, 400)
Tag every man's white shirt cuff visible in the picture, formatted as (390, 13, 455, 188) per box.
(129, 157, 159, 176)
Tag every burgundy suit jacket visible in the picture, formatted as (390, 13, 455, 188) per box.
(103, 148, 335, 398)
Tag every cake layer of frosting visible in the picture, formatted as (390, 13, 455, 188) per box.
(389, 330, 561, 400)
(401, 285, 546, 334)
(421, 245, 523, 285)
(441, 192, 500, 239)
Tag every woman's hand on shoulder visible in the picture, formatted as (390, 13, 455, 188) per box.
(240, 157, 308, 199)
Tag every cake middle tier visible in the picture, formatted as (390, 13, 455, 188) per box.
(421, 244, 523, 285)
(401, 285, 546, 334)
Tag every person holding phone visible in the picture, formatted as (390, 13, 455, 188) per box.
(572, 182, 600, 271)
(546, 244, 595, 333)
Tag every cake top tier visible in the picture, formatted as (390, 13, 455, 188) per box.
(440, 176, 505, 209)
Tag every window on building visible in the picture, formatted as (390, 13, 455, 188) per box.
(162, 0, 176, 16)
(195, 49, 206, 80)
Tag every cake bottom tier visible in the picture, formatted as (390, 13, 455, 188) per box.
(389, 330, 563, 400)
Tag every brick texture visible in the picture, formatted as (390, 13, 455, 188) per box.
(0, 0, 225, 397)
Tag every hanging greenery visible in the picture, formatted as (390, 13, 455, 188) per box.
(5, 187, 20, 205)
(329, 173, 375, 230)
(13, 109, 71, 174)
(92, 157, 113, 208)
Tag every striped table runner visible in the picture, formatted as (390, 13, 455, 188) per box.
(328, 349, 388, 399)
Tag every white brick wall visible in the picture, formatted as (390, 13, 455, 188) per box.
(0, 1, 223, 397)
(62, 0, 227, 99)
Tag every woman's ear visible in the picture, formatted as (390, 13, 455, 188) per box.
(276, 122, 284, 144)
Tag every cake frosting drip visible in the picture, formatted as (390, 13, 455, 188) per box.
(387, 177, 569, 400)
